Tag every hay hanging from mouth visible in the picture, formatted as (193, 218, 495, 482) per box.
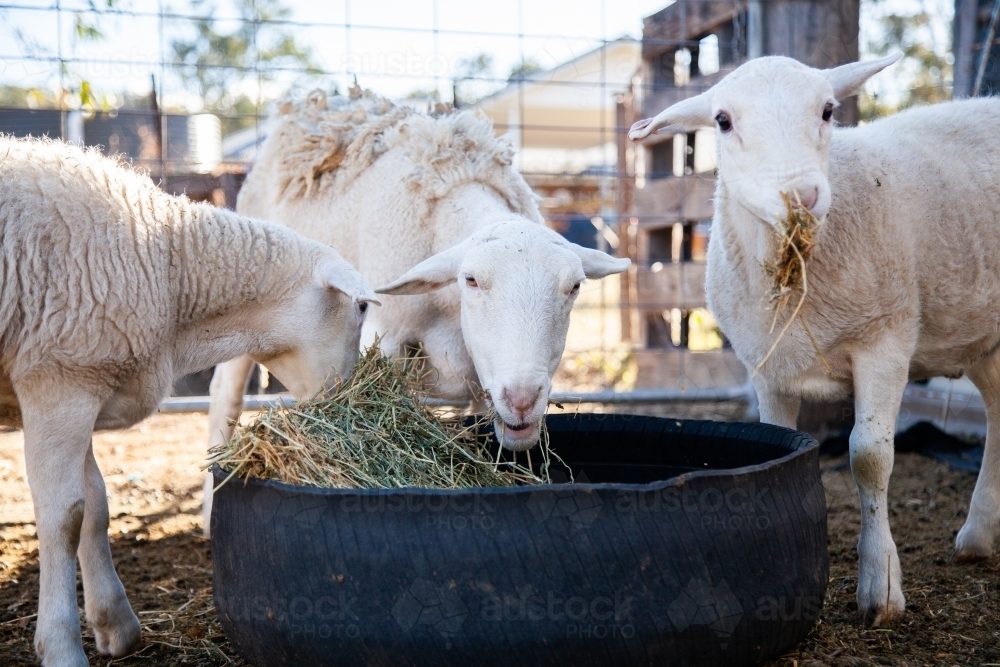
(208, 344, 556, 490)
(754, 191, 831, 376)
(763, 192, 819, 312)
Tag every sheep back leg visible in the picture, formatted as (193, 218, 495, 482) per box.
(203, 355, 255, 537)
(955, 353, 1000, 561)
(79, 443, 141, 657)
(849, 339, 910, 626)
(20, 384, 102, 667)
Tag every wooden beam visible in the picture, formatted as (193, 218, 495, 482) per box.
(642, 1, 743, 59)
(632, 174, 716, 226)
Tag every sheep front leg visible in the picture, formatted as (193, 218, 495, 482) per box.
(753, 378, 800, 429)
(849, 345, 910, 626)
(21, 387, 102, 667)
(78, 444, 141, 656)
(204, 355, 255, 536)
(955, 354, 1000, 560)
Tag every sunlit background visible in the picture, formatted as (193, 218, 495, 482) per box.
(0, 0, 984, 412)
(0, 1, 955, 116)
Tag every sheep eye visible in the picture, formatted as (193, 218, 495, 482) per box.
(822, 103, 834, 122)
(715, 112, 732, 132)
(465, 276, 478, 288)
(358, 302, 368, 314)
(571, 282, 581, 292)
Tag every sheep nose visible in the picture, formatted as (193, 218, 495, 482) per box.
(501, 384, 543, 421)
(796, 186, 819, 212)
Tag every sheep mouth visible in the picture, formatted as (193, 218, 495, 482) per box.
(493, 418, 541, 451)
(503, 421, 532, 434)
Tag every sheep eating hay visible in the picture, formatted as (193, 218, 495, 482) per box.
(756, 192, 825, 375)
(629, 53, 1000, 627)
(0, 136, 377, 666)
(205, 84, 629, 530)
(209, 344, 560, 490)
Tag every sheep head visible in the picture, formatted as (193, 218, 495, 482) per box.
(375, 221, 630, 451)
(628, 54, 900, 224)
(259, 253, 380, 400)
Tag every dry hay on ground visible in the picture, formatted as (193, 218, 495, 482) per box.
(1, 410, 997, 666)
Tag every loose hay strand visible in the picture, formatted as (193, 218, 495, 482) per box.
(755, 233, 810, 375)
(208, 343, 552, 489)
(755, 191, 833, 377)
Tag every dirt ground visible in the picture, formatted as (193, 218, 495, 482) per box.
(1, 408, 998, 667)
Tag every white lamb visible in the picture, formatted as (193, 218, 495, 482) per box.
(630, 54, 1000, 626)
(0, 137, 377, 666)
(205, 87, 628, 525)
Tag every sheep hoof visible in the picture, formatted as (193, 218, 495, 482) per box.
(855, 557, 905, 627)
(954, 520, 996, 563)
(91, 602, 142, 658)
(953, 538, 993, 564)
(34, 633, 89, 667)
(953, 550, 990, 564)
(860, 601, 906, 627)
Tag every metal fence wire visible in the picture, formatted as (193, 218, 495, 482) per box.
(1, 0, 980, 423)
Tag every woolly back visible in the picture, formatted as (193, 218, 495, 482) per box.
(254, 84, 542, 224)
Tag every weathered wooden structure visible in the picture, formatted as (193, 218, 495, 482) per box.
(954, 0, 1000, 98)
(618, 0, 860, 389)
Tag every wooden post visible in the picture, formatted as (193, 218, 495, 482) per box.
(761, 0, 861, 125)
(617, 92, 636, 342)
(954, 0, 980, 98)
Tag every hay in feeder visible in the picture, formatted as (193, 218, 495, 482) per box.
(208, 344, 559, 490)
(755, 191, 831, 375)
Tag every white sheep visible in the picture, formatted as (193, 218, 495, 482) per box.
(629, 54, 1000, 626)
(0, 136, 377, 666)
(204, 88, 629, 528)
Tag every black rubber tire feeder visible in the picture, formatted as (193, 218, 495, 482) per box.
(212, 414, 827, 667)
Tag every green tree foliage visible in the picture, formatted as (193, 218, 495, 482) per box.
(1, 0, 120, 110)
(73, 1, 118, 43)
(860, 0, 952, 121)
(0, 85, 56, 108)
(458, 53, 494, 80)
(507, 58, 543, 82)
(453, 52, 494, 106)
(170, 0, 320, 130)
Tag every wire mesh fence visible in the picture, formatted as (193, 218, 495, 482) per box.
(1, 0, 761, 407)
(0, 0, 977, 422)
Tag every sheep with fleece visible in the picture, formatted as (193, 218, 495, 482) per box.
(206, 87, 628, 521)
(630, 54, 1000, 626)
(0, 136, 377, 666)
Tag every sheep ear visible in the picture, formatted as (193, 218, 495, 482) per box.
(316, 258, 381, 305)
(375, 242, 469, 295)
(628, 91, 713, 142)
(823, 54, 901, 99)
(570, 246, 631, 279)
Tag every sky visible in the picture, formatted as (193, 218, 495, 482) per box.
(0, 0, 952, 111)
(0, 0, 666, 107)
